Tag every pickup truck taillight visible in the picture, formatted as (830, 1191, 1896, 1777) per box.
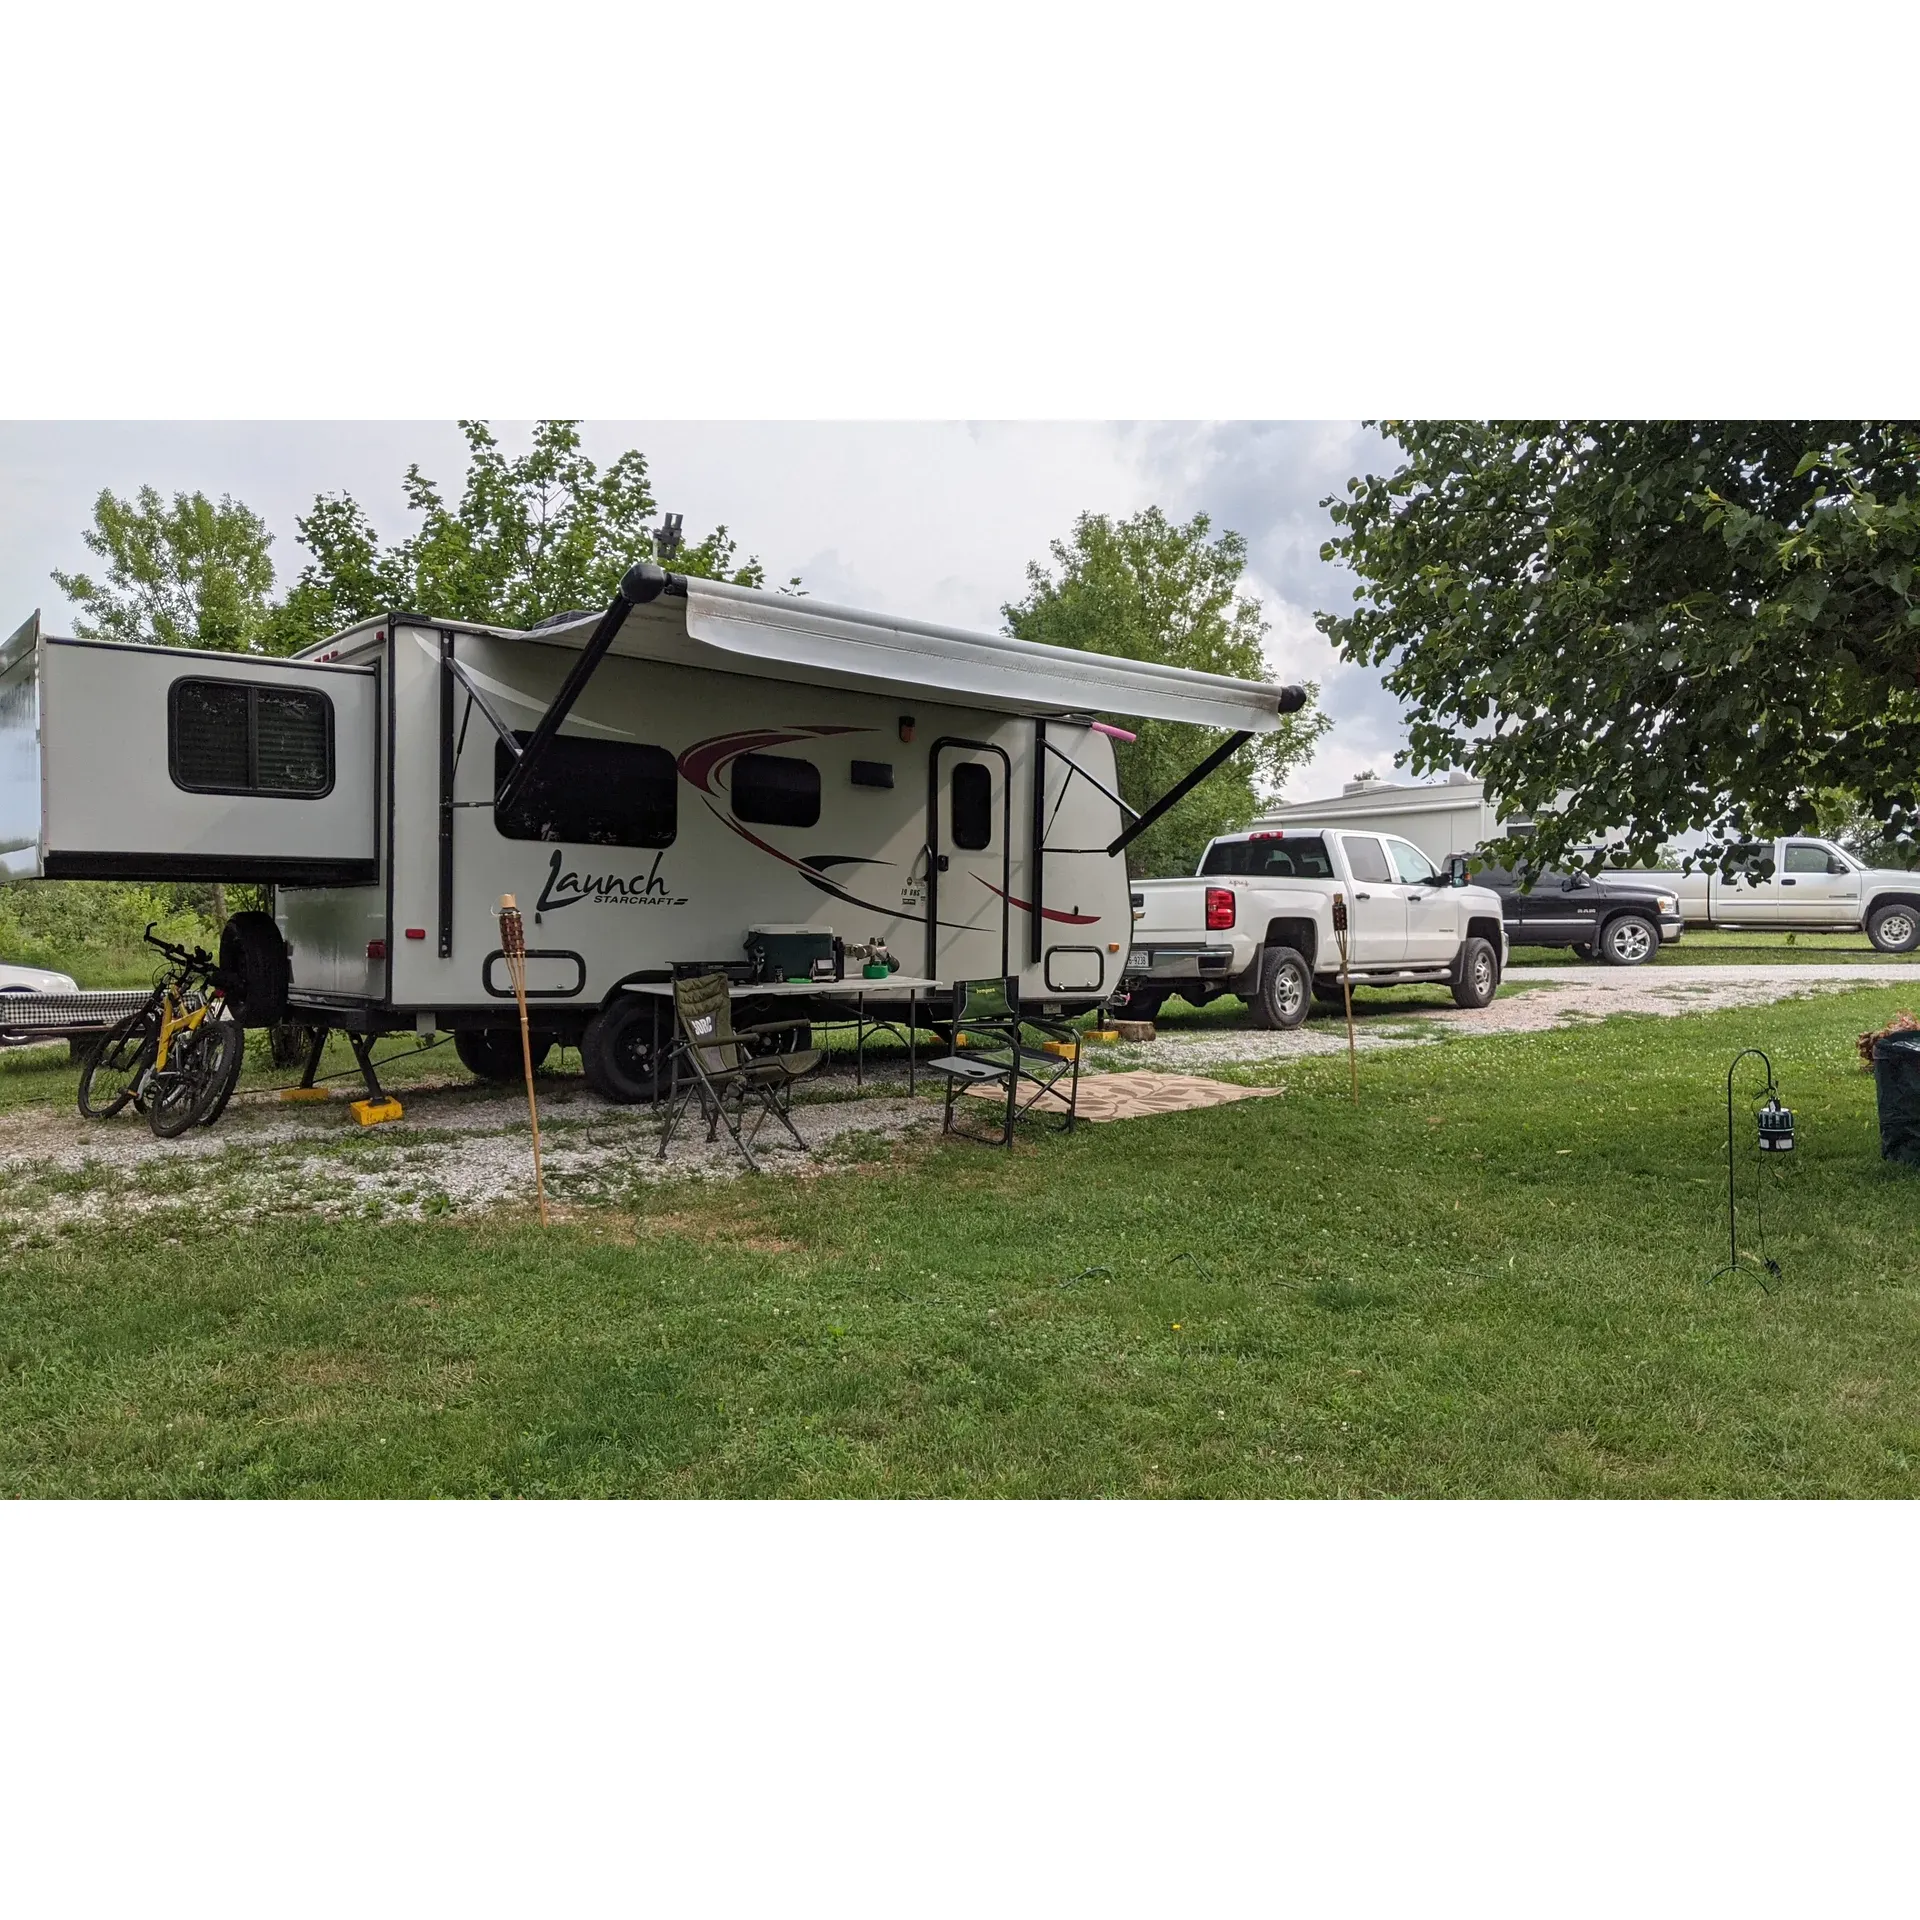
(1205, 886, 1236, 931)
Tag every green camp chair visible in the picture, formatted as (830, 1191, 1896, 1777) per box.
(923, 977, 1081, 1146)
(657, 973, 824, 1172)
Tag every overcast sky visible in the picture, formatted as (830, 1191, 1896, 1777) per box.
(0, 420, 1407, 803)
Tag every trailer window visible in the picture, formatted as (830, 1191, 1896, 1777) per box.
(951, 762, 993, 850)
(169, 678, 333, 797)
(1201, 835, 1334, 879)
(494, 733, 677, 847)
(731, 752, 821, 829)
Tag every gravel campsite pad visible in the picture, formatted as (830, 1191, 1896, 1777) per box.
(0, 964, 1908, 1236)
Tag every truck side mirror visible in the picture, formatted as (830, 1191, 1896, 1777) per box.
(1828, 855, 1849, 874)
(1444, 853, 1469, 888)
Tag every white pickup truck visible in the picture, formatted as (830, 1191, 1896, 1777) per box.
(1117, 825, 1510, 1027)
(1616, 836, 1920, 953)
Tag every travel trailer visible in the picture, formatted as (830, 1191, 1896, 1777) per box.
(1, 567, 1304, 1099)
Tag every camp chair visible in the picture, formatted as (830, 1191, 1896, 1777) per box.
(656, 973, 824, 1171)
(923, 977, 1082, 1146)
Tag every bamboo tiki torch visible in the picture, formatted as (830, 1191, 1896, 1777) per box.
(1332, 889, 1358, 1105)
(497, 893, 548, 1225)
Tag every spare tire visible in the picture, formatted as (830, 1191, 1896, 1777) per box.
(218, 911, 291, 1027)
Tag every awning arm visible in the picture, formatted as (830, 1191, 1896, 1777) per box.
(1041, 735, 1140, 823)
(1105, 730, 1253, 858)
(445, 653, 525, 758)
(494, 562, 670, 815)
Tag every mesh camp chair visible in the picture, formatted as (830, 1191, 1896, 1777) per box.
(657, 973, 824, 1171)
(923, 977, 1082, 1146)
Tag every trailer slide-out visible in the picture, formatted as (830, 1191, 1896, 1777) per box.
(1, 576, 1303, 1102)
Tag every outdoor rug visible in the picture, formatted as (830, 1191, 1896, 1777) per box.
(966, 1070, 1284, 1122)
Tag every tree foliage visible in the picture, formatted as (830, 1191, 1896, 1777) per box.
(1318, 421, 1920, 874)
(268, 420, 791, 651)
(1004, 507, 1328, 877)
(52, 487, 277, 652)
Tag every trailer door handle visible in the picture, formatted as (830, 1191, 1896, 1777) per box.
(936, 854, 950, 873)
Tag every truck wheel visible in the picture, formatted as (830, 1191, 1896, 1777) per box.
(217, 911, 291, 1027)
(1868, 901, 1920, 954)
(1248, 946, 1311, 1030)
(582, 996, 667, 1104)
(1111, 986, 1167, 1022)
(1598, 915, 1658, 966)
(1451, 936, 1499, 1010)
(455, 1027, 553, 1082)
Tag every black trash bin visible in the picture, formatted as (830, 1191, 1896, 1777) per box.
(1873, 1031, 1920, 1167)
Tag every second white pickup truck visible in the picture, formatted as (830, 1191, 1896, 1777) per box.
(1118, 826, 1509, 1027)
(1615, 836, 1920, 953)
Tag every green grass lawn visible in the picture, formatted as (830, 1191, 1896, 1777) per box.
(3, 984, 1918, 1498)
(1507, 929, 1919, 966)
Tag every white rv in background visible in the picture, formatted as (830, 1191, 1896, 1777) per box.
(2, 571, 1303, 1099)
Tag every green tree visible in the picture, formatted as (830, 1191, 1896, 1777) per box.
(1318, 421, 1920, 873)
(52, 486, 277, 652)
(1004, 507, 1328, 877)
(267, 420, 794, 652)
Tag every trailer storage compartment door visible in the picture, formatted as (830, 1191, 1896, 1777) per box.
(0, 618, 379, 884)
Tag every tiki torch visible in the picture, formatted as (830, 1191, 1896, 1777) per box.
(496, 893, 549, 1225)
(1332, 889, 1357, 1104)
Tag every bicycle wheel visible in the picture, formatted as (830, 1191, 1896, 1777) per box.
(148, 1024, 224, 1138)
(77, 1007, 160, 1120)
(195, 1020, 246, 1128)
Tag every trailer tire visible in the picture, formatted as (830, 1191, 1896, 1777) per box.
(1248, 946, 1311, 1030)
(582, 997, 668, 1105)
(455, 1027, 553, 1082)
(218, 912, 290, 1027)
(1313, 979, 1349, 1009)
(1451, 936, 1500, 1009)
(1597, 914, 1659, 967)
(1867, 900, 1920, 954)
(1569, 943, 1594, 962)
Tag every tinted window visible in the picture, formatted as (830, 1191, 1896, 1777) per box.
(170, 678, 332, 796)
(1341, 835, 1392, 884)
(732, 752, 820, 829)
(951, 762, 993, 850)
(1201, 835, 1334, 879)
(494, 732, 676, 846)
(1783, 842, 1829, 874)
(1386, 838, 1440, 886)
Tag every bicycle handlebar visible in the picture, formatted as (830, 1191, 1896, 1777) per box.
(142, 922, 217, 973)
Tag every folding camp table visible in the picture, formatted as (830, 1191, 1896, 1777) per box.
(623, 975, 940, 1093)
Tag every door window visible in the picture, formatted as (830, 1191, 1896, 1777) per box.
(1341, 835, 1393, 884)
(951, 762, 994, 850)
(1783, 842, 1830, 875)
(1385, 838, 1440, 886)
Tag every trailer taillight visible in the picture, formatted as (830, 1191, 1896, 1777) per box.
(1205, 887, 1235, 931)
(367, 939, 387, 960)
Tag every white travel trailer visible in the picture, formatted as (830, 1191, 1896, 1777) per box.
(2, 570, 1303, 1099)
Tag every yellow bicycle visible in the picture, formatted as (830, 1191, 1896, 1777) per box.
(77, 926, 244, 1137)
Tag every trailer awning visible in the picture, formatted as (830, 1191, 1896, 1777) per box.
(528, 577, 1301, 732)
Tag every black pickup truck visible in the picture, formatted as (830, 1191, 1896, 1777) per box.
(1470, 863, 1684, 966)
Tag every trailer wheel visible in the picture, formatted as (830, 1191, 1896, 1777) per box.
(218, 911, 290, 1026)
(1451, 936, 1500, 1009)
(1312, 978, 1349, 1009)
(1247, 946, 1311, 1030)
(455, 1027, 553, 1082)
(582, 997, 668, 1104)
(1868, 900, 1920, 954)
